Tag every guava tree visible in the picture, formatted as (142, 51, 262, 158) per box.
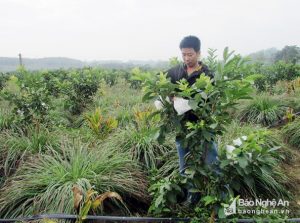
(134, 48, 256, 219)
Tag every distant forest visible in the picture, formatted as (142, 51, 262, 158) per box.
(0, 57, 168, 72)
(1, 45, 299, 71)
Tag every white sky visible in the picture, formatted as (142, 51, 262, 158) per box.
(0, 0, 299, 61)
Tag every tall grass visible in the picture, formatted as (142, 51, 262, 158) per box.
(0, 108, 14, 130)
(239, 94, 287, 126)
(282, 117, 300, 149)
(0, 140, 149, 218)
(217, 120, 262, 148)
(107, 125, 173, 170)
(0, 125, 59, 176)
(91, 81, 147, 126)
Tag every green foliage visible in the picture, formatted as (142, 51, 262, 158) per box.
(84, 107, 118, 139)
(168, 57, 180, 67)
(113, 108, 172, 169)
(92, 81, 144, 126)
(253, 74, 269, 92)
(101, 69, 119, 86)
(239, 94, 287, 126)
(270, 61, 300, 83)
(218, 120, 282, 151)
(0, 72, 9, 90)
(245, 59, 300, 91)
(129, 67, 144, 89)
(204, 48, 218, 73)
(215, 47, 251, 80)
(0, 108, 15, 130)
(0, 141, 148, 218)
(156, 148, 178, 179)
(62, 69, 100, 115)
(73, 188, 125, 223)
(219, 130, 291, 199)
(42, 71, 62, 97)
(282, 117, 300, 149)
(138, 48, 254, 218)
(0, 61, 298, 219)
(275, 45, 300, 64)
(1, 70, 52, 126)
(0, 125, 59, 176)
(253, 61, 300, 91)
(217, 120, 261, 149)
(3, 87, 51, 125)
(284, 95, 300, 113)
(148, 174, 184, 216)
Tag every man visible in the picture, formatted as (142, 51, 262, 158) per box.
(166, 35, 219, 204)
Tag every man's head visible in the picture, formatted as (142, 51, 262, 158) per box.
(179, 35, 201, 68)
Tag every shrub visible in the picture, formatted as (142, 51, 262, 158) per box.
(0, 72, 9, 90)
(218, 120, 293, 164)
(219, 130, 291, 199)
(0, 108, 14, 130)
(136, 48, 255, 218)
(91, 81, 144, 126)
(0, 141, 148, 218)
(0, 125, 59, 176)
(239, 94, 287, 126)
(270, 61, 300, 83)
(2, 73, 52, 126)
(282, 117, 300, 149)
(114, 126, 171, 170)
(106, 108, 173, 170)
(63, 69, 100, 115)
(84, 107, 118, 139)
(101, 69, 119, 86)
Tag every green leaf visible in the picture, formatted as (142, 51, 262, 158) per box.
(167, 193, 177, 204)
(80, 200, 92, 220)
(244, 177, 254, 189)
(188, 188, 201, 193)
(201, 195, 216, 206)
(200, 91, 208, 100)
(155, 195, 164, 208)
(142, 91, 155, 101)
(188, 99, 198, 110)
(232, 182, 241, 191)
(203, 131, 212, 141)
(162, 207, 171, 212)
(218, 207, 226, 219)
(238, 156, 248, 168)
(186, 130, 197, 139)
(220, 159, 230, 168)
(209, 123, 218, 129)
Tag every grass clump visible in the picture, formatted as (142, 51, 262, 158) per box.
(239, 94, 287, 126)
(0, 140, 149, 218)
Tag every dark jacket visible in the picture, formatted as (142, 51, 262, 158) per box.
(166, 61, 214, 123)
(166, 61, 214, 85)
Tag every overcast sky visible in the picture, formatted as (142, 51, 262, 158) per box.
(1, 0, 299, 61)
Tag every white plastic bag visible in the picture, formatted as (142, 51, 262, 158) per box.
(173, 97, 192, 115)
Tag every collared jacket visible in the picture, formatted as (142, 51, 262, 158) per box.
(166, 61, 214, 85)
(166, 61, 214, 123)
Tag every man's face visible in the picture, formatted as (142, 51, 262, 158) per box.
(181, 48, 200, 68)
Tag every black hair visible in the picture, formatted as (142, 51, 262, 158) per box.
(179, 35, 201, 52)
